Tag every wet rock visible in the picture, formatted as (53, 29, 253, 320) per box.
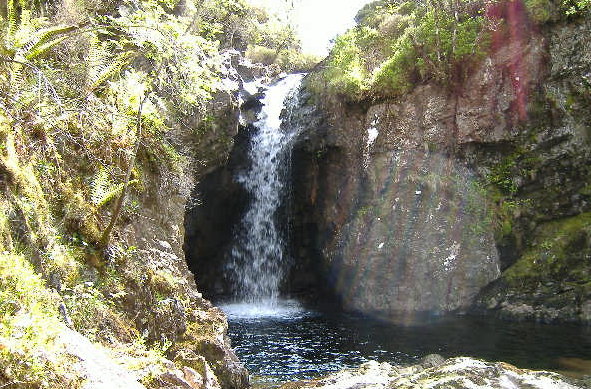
(288, 81, 504, 317)
(282, 358, 582, 389)
(286, 12, 591, 322)
(420, 353, 446, 368)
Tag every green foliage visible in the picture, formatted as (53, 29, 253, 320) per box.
(488, 157, 518, 196)
(524, 0, 553, 23)
(371, 32, 416, 95)
(0, 0, 270, 384)
(563, 0, 591, 14)
(62, 281, 134, 342)
(91, 167, 140, 208)
(21, 24, 79, 60)
(504, 212, 591, 287)
(245, 44, 277, 65)
(312, 0, 491, 99)
(321, 28, 370, 97)
(245, 44, 319, 72)
(275, 48, 320, 72)
(241, 4, 319, 72)
(522, 0, 590, 22)
(0, 252, 82, 387)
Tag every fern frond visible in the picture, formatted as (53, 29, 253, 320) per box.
(91, 168, 139, 209)
(90, 51, 134, 90)
(18, 24, 77, 60)
(24, 35, 69, 60)
(7, 0, 17, 38)
(91, 168, 112, 206)
(87, 34, 108, 87)
(97, 179, 139, 208)
(9, 62, 26, 90)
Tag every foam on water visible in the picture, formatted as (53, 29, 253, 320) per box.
(220, 299, 308, 321)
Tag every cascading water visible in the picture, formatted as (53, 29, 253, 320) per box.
(224, 74, 305, 314)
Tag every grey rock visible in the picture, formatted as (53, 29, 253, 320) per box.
(420, 353, 446, 368)
(282, 358, 581, 389)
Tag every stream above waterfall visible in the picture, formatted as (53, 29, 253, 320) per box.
(220, 299, 591, 386)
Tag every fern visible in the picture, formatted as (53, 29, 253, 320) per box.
(90, 168, 113, 207)
(90, 51, 135, 90)
(91, 168, 139, 209)
(7, 0, 17, 39)
(95, 180, 139, 208)
(21, 25, 77, 60)
(86, 35, 114, 90)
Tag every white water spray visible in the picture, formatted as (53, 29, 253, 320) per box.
(226, 74, 304, 312)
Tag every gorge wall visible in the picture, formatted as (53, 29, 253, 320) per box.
(181, 2, 591, 326)
(286, 11, 591, 322)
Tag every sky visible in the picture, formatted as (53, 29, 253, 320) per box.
(247, 0, 374, 57)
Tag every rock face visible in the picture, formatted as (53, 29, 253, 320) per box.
(287, 13, 591, 321)
(469, 16, 591, 323)
(118, 98, 249, 388)
(282, 356, 581, 389)
(106, 52, 257, 388)
(290, 120, 501, 316)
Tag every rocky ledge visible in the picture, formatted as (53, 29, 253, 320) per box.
(282, 355, 583, 389)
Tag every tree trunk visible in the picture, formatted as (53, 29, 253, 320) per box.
(99, 93, 148, 249)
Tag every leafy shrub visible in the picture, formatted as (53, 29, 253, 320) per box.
(524, 0, 554, 22)
(371, 34, 416, 96)
(561, 0, 591, 15)
(312, 0, 492, 100)
(246, 44, 277, 65)
(276, 49, 320, 72)
(322, 29, 369, 96)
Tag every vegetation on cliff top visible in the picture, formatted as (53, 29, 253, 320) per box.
(308, 0, 491, 99)
(309, 0, 591, 100)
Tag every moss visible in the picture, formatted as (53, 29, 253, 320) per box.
(0, 253, 83, 388)
(487, 155, 519, 196)
(480, 145, 544, 242)
(580, 183, 591, 196)
(504, 212, 591, 286)
(524, 0, 554, 23)
(146, 267, 181, 298)
(465, 179, 495, 237)
(63, 281, 136, 343)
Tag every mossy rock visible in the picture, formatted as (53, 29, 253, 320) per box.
(504, 212, 591, 287)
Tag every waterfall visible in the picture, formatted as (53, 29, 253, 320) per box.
(227, 74, 304, 305)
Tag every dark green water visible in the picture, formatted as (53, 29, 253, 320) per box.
(220, 299, 591, 385)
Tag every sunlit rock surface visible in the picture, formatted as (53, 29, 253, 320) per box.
(286, 9, 591, 322)
(282, 357, 582, 389)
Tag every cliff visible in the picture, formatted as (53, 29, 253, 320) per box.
(287, 1, 591, 323)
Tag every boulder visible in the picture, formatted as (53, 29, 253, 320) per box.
(282, 357, 582, 389)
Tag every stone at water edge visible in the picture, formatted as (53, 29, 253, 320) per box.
(280, 356, 583, 389)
